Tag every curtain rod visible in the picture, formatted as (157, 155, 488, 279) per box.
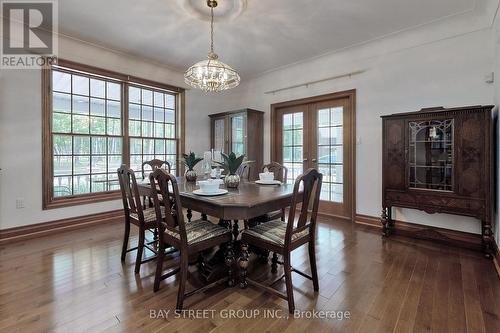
(264, 69, 366, 95)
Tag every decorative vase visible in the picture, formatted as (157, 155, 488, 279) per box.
(224, 174, 240, 188)
(185, 169, 197, 182)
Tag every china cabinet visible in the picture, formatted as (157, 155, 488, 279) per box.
(381, 105, 495, 258)
(209, 109, 264, 180)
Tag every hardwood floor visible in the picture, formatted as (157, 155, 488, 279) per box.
(0, 216, 498, 333)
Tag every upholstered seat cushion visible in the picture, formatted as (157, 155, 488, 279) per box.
(130, 208, 163, 223)
(242, 220, 309, 246)
(165, 219, 231, 245)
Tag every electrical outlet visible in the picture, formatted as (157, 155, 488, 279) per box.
(16, 198, 25, 209)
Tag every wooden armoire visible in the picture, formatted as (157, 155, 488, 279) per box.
(209, 109, 264, 180)
(381, 105, 495, 258)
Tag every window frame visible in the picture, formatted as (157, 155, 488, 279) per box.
(42, 59, 185, 209)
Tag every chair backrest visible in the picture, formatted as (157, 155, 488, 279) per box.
(141, 159, 171, 179)
(262, 162, 288, 183)
(285, 168, 323, 246)
(149, 169, 187, 246)
(117, 164, 145, 222)
(236, 162, 251, 181)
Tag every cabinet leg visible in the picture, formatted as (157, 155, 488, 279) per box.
(387, 207, 394, 229)
(482, 220, 493, 259)
(381, 207, 389, 236)
(187, 209, 192, 222)
(201, 213, 208, 221)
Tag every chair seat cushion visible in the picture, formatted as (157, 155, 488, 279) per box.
(242, 220, 309, 246)
(130, 208, 163, 223)
(165, 219, 231, 245)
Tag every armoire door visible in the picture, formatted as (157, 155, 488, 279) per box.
(272, 91, 355, 219)
(212, 116, 227, 153)
(229, 113, 246, 156)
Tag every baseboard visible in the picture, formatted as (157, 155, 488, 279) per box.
(355, 214, 484, 252)
(0, 209, 124, 245)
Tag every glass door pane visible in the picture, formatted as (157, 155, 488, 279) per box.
(409, 119, 453, 191)
(231, 115, 245, 155)
(283, 112, 304, 184)
(214, 118, 225, 153)
(317, 107, 344, 202)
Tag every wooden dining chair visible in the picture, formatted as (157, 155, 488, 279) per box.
(260, 162, 288, 222)
(149, 169, 233, 311)
(117, 165, 165, 274)
(141, 159, 171, 180)
(141, 159, 171, 208)
(236, 161, 251, 181)
(239, 168, 322, 313)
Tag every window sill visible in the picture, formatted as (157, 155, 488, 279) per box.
(43, 191, 121, 210)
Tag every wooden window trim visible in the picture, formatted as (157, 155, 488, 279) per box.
(42, 59, 185, 210)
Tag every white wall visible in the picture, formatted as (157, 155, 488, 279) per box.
(493, 9, 500, 244)
(0, 35, 219, 229)
(207, 22, 495, 234)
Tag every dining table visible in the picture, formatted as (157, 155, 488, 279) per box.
(137, 177, 300, 284)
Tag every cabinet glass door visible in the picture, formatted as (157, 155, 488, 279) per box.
(214, 118, 225, 153)
(231, 114, 245, 155)
(409, 119, 453, 191)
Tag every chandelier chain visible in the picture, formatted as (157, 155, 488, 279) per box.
(210, 6, 214, 53)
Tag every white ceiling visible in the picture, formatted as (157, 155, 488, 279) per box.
(58, 0, 478, 78)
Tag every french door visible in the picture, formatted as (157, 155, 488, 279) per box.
(272, 91, 355, 219)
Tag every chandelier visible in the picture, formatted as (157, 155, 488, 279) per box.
(184, 0, 240, 92)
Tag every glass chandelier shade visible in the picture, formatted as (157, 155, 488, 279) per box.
(184, 1, 240, 92)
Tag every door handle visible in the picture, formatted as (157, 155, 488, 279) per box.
(312, 158, 317, 163)
(303, 158, 308, 162)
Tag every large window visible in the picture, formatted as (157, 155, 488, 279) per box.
(128, 86, 177, 175)
(43, 60, 184, 209)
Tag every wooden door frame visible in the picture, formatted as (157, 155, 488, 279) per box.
(270, 89, 356, 221)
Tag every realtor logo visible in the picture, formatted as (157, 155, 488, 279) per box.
(1, 0, 58, 68)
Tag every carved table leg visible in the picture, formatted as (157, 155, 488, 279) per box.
(271, 252, 279, 273)
(187, 209, 192, 222)
(482, 220, 493, 259)
(233, 220, 239, 240)
(239, 243, 249, 288)
(225, 242, 235, 287)
(201, 213, 208, 221)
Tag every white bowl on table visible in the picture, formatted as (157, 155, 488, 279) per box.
(259, 172, 275, 182)
(197, 179, 222, 194)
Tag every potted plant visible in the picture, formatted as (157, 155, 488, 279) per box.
(215, 152, 245, 188)
(182, 151, 203, 181)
